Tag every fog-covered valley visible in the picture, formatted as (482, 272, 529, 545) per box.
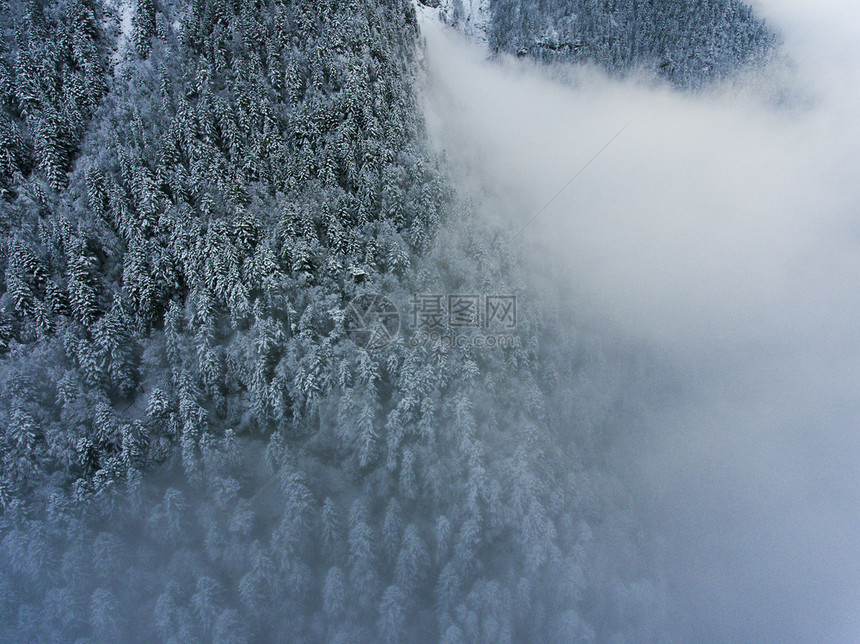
(420, 2, 860, 640)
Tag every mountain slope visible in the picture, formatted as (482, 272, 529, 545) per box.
(0, 0, 773, 640)
(423, 0, 776, 87)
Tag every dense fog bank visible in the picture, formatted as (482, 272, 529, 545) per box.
(419, 5, 860, 641)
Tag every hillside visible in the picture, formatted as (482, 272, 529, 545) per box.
(425, 0, 776, 86)
(0, 0, 775, 640)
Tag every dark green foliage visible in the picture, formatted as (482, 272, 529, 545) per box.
(486, 0, 777, 87)
(0, 0, 110, 197)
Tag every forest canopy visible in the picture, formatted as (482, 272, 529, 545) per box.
(0, 0, 774, 640)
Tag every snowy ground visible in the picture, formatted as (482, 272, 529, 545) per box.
(414, 0, 491, 48)
(105, 0, 134, 66)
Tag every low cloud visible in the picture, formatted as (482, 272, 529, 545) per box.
(419, 4, 860, 641)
